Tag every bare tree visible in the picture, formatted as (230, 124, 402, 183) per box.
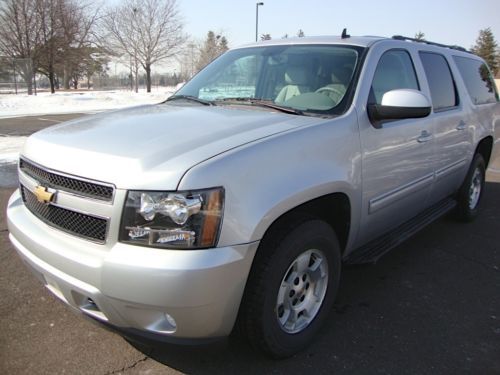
(177, 40, 199, 80)
(35, 0, 66, 93)
(58, 0, 101, 89)
(105, 0, 185, 93)
(0, 0, 41, 94)
(1, 0, 104, 94)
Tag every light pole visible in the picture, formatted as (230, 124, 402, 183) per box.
(255, 2, 264, 42)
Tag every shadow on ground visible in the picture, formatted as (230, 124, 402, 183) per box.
(123, 181, 500, 374)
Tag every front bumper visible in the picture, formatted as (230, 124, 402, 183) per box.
(7, 189, 258, 340)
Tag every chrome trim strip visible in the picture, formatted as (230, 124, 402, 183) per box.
(19, 171, 113, 219)
(19, 156, 116, 204)
(369, 173, 434, 214)
(435, 158, 467, 180)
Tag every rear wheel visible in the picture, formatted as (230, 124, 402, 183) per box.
(456, 153, 485, 222)
(239, 219, 341, 358)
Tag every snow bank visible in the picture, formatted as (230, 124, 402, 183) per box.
(0, 136, 27, 164)
(0, 88, 176, 118)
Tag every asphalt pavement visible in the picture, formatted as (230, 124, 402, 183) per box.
(0, 114, 88, 188)
(0, 113, 90, 136)
(0, 115, 499, 374)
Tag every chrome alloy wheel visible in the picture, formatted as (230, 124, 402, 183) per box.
(468, 167, 483, 210)
(276, 249, 328, 334)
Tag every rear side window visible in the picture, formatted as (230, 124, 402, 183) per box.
(370, 50, 419, 104)
(453, 56, 499, 105)
(419, 52, 458, 111)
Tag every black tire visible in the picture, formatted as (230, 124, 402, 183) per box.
(456, 153, 486, 222)
(238, 218, 341, 358)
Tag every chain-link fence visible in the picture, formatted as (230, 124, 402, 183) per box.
(0, 57, 36, 94)
(92, 72, 184, 91)
(0, 56, 185, 93)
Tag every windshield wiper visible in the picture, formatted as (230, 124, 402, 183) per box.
(215, 98, 304, 115)
(165, 95, 215, 106)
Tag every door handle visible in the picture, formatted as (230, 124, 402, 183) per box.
(456, 121, 466, 131)
(417, 130, 432, 143)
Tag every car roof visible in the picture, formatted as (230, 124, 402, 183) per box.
(233, 35, 476, 59)
(234, 35, 386, 49)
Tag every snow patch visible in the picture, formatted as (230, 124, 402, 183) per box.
(0, 136, 27, 164)
(0, 88, 176, 118)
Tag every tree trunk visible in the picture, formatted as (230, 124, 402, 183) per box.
(145, 64, 151, 93)
(134, 65, 139, 93)
(63, 63, 71, 90)
(49, 69, 56, 94)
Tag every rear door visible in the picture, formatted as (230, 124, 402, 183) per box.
(417, 51, 471, 203)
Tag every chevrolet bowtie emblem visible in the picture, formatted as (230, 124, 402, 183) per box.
(34, 185, 55, 204)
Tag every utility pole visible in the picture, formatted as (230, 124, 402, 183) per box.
(256, 2, 264, 42)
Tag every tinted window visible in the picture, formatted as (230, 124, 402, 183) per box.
(370, 50, 419, 104)
(453, 56, 499, 105)
(419, 52, 458, 111)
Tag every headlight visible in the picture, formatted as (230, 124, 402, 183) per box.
(120, 187, 224, 249)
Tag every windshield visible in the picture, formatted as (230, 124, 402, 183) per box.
(175, 44, 363, 115)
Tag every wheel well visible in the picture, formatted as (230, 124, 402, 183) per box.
(261, 193, 351, 254)
(476, 136, 493, 168)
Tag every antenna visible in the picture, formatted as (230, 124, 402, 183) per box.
(341, 28, 350, 39)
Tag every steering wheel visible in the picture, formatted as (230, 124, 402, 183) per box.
(315, 86, 344, 104)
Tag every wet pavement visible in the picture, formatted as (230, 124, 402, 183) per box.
(0, 115, 499, 374)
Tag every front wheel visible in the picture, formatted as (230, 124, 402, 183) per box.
(456, 153, 486, 222)
(238, 219, 341, 358)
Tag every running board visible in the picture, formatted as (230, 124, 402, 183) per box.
(344, 198, 457, 265)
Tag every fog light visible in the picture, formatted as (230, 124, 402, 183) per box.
(146, 312, 177, 334)
(165, 313, 177, 329)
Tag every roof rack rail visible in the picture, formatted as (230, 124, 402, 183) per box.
(392, 35, 469, 53)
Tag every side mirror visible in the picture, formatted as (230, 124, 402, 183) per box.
(368, 89, 432, 128)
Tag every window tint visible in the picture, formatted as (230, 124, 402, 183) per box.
(419, 52, 458, 111)
(370, 50, 419, 104)
(453, 56, 499, 105)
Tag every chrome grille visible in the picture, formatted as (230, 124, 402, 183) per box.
(21, 185, 108, 243)
(19, 158, 114, 202)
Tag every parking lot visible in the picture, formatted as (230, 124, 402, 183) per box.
(0, 115, 499, 374)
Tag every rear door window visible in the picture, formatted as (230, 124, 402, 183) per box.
(419, 52, 458, 111)
(453, 56, 499, 105)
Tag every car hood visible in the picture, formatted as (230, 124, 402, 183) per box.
(22, 103, 320, 190)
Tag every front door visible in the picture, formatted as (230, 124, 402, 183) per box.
(356, 48, 435, 246)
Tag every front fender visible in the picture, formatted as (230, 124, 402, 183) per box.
(178, 112, 362, 250)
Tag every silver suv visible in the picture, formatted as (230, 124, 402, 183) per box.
(7, 34, 500, 358)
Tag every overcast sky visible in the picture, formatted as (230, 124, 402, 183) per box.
(177, 0, 500, 49)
